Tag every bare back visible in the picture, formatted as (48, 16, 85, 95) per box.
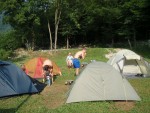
(74, 50, 86, 59)
(43, 59, 53, 67)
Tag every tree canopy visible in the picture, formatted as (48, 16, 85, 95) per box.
(0, 0, 150, 50)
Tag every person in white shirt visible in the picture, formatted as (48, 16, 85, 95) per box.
(66, 52, 74, 68)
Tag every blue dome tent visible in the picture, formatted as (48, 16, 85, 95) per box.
(0, 60, 42, 98)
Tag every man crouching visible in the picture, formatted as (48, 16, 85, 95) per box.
(42, 59, 53, 86)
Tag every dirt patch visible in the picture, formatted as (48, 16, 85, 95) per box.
(40, 83, 70, 109)
(114, 101, 135, 111)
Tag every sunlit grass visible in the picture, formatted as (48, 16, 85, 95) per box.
(0, 47, 150, 113)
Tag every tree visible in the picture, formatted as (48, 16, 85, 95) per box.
(1, 0, 41, 50)
(42, 0, 54, 50)
(60, 0, 82, 48)
(120, 0, 147, 48)
(54, 0, 62, 50)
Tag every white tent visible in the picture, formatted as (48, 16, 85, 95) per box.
(107, 49, 150, 77)
(66, 61, 141, 103)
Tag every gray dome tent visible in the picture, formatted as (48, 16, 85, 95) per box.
(66, 61, 141, 103)
(0, 60, 39, 98)
(107, 49, 150, 78)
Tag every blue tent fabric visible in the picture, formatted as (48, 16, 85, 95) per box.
(0, 60, 39, 97)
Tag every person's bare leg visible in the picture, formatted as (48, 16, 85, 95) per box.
(76, 68, 79, 76)
(59, 71, 62, 76)
(68, 67, 70, 76)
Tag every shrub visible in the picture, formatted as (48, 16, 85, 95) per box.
(0, 49, 13, 60)
(0, 30, 22, 50)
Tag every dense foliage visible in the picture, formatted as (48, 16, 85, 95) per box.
(0, 0, 150, 50)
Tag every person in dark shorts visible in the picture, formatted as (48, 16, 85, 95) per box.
(73, 48, 87, 76)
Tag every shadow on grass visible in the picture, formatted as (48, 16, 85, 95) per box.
(0, 78, 46, 113)
(0, 108, 16, 113)
(0, 95, 31, 113)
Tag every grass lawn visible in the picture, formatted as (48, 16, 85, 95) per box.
(0, 48, 150, 113)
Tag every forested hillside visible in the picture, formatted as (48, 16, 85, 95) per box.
(0, 0, 150, 51)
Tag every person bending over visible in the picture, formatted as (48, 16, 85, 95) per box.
(72, 48, 87, 76)
(42, 59, 53, 84)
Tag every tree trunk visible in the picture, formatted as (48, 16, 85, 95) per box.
(48, 19, 53, 50)
(54, 0, 61, 51)
(31, 27, 35, 50)
(133, 28, 137, 48)
(54, 24, 58, 50)
(67, 36, 69, 49)
(111, 38, 114, 47)
(128, 38, 132, 49)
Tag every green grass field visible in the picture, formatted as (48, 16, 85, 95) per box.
(0, 48, 150, 113)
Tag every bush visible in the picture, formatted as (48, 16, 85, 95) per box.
(0, 49, 13, 60)
(0, 30, 22, 50)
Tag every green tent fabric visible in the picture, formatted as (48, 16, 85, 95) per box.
(66, 61, 141, 103)
(107, 49, 150, 77)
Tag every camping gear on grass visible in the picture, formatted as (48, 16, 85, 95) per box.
(0, 60, 39, 98)
(65, 80, 74, 85)
(107, 49, 150, 78)
(24, 57, 61, 79)
(66, 61, 141, 103)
